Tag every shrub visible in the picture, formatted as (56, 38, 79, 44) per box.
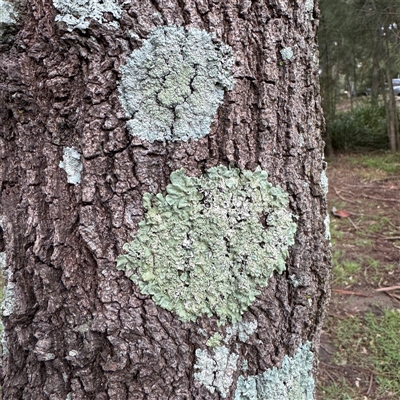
(328, 104, 389, 150)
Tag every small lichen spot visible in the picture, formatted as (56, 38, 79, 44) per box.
(1, 320, 8, 356)
(241, 359, 248, 372)
(324, 214, 331, 241)
(118, 26, 235, 143)
(280, 47, 294, 61)
(225, 320, 258, 343)
(289, 274, 302, 288)
(59, 147, 83, 185)
(305, 0, 314, 13)
(1, 252, 15, 317)
(117, 166, 297, 324)
(320, 169, 328, 195)
(207, 333, 223, 348)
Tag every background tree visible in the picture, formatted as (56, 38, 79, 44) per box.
(319, 0, 400, 152)
(0, 0, 330, 399)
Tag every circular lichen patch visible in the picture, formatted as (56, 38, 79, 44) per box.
(117, 166, 297, 323)
(118, 26, 235, 143)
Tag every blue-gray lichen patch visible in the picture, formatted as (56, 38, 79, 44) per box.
(53, 0, 123, 31)
(1, 252, 15, 317)
(117, 166, 297, 324)
(224, 320, 258, 343)
(234, 342, 315, 400)
(194, 346, 239, 398)
(59, 147, 83, 185)
(305, 0, 314, 13)
(320, 169, 328, 195)
(0, 0, 18, 43)
(280, 47, 294, 61)
(324, 214, 331, 241)
(118, 26, 235, 143)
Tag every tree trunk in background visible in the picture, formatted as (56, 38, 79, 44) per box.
(0, 0, 330, 399)
(385, 69, 399, 152)
(320, 43, 335, 157)
(371, 54, 380, 105)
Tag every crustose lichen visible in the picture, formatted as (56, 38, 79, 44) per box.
(53, 0, 123, 31)
(59, 147, 83, 185)
(194, 346, 239, 398)
(234, 342, 315, 400)
(0, 0, 18, 43)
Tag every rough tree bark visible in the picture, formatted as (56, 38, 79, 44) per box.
(0, 0, 330, 399)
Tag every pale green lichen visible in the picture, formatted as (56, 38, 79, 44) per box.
(117, 166, 297, 324)
(320, 169, 328, 195)
(234, 342, 315, 400)
(0, 320, 7, 357)
(0, 253, 6, 357)
(224, 320, 258, 343)
(289, 275, 302, 288)
(0, 252, 5, 271)
(207, 333, 223, 348)
(118, 26, 235, 143)
(1, 252, 14, 317)
(53, 0, 123, 31)
(0, 0, 18, 43)
(305, 0, 314, 13)
(194, 346, 239, 398)
(324, 214, 331, 241)
(59, 147, 83, 185)
(280, 47, 294, 61)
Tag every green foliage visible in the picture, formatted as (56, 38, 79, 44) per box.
(318, 378, 359, 400)
(354, 237, 372, 247)
(332, 251, 361, 285)
(364, 216, 390, 234)
(365, 311, 400, 396)
(329, 105, 388, 151)
(329, 223, 344, 246)
(118, 26, 235, 143)
(117, 166, 297, 324)
(333, 260, 361, 285)
(234, 342, 315, 400)
(351, 153, 400, 174)
(319, 0, 400, 152)
(330, 311, 400, 397)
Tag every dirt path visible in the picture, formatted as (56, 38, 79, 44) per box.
(317, 153, 400, 399)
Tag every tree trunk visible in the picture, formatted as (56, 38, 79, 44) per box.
(0, 1, 330, 399)
(385, 69, 399, 152)
(371, 53, 380, 105)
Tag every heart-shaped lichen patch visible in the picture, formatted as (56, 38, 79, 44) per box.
(117, 166, 297, 324)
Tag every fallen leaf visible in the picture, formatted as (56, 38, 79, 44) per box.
(332, 206, 351, 218)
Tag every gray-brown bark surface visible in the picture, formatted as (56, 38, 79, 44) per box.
(0, 0, 330, 399)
